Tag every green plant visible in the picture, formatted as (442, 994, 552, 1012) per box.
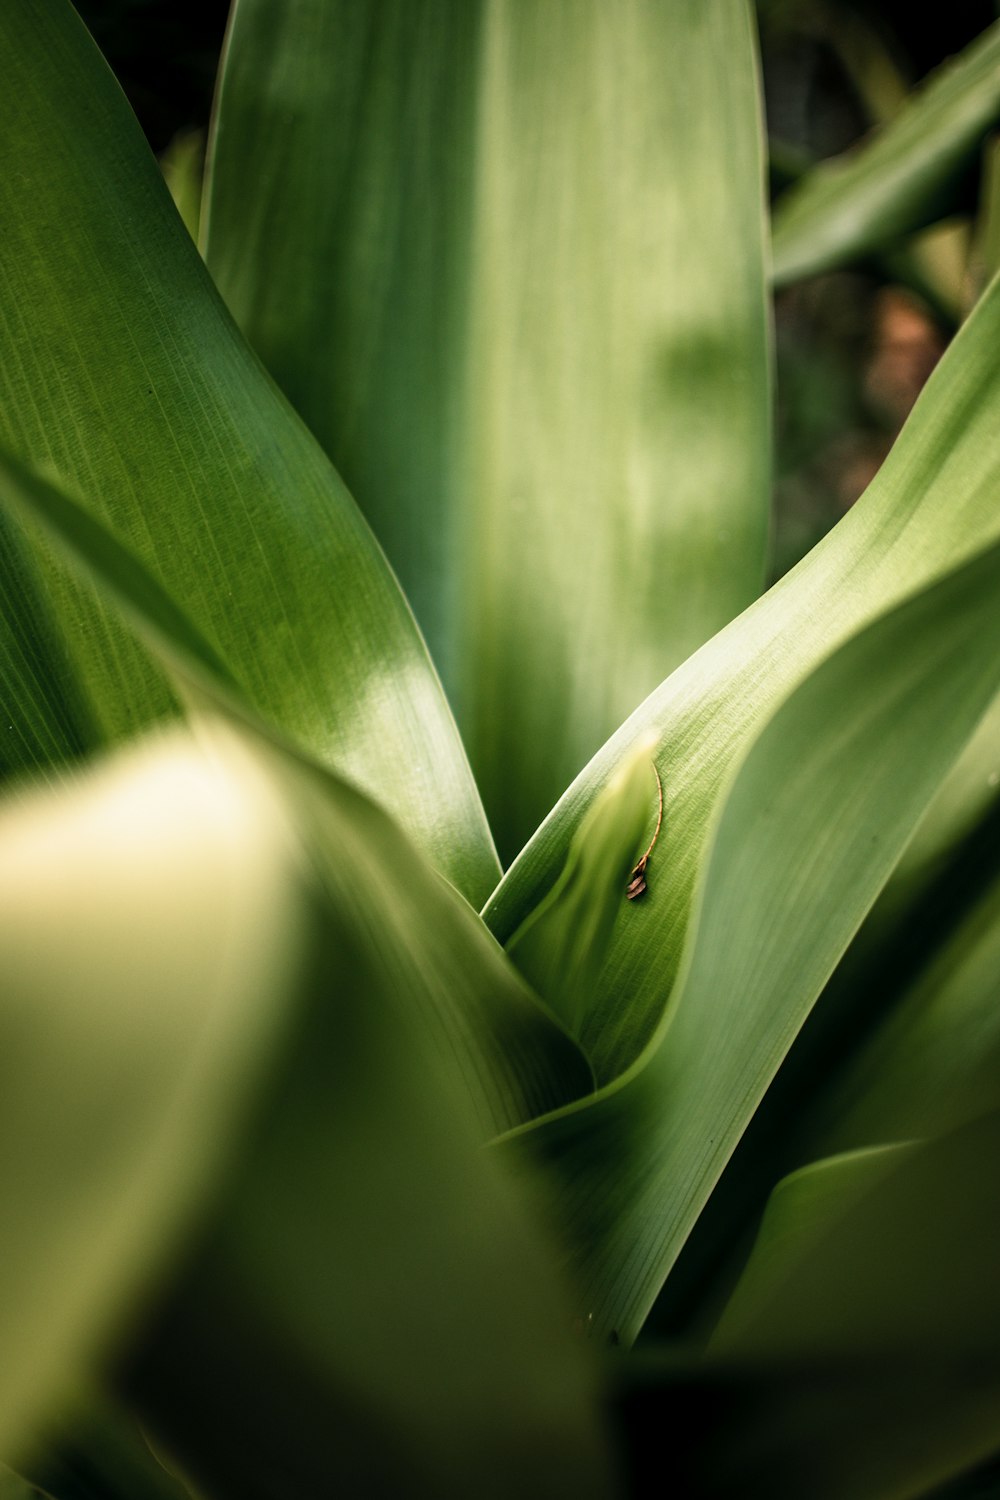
(3, 3, 1000, 1496)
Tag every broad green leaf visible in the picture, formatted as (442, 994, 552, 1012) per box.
(0, 455, 242, 704)
(0, 448, 591, 1135)
(0, 512, 101, 781)
(0, 730, 611, 1496)
(496, 532, 1000, 1345)
(771, 21, 1000, 287)
(0, 0, 497, 903)
(640, 690, 1000, 1345)
(205, 0, 771, 857)
(487, 270, 1000, 1081)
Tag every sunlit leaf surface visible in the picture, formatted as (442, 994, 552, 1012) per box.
(0, 447, 591, 1137)
(0, 0, 497, 903)
(206, 0, 771, 857)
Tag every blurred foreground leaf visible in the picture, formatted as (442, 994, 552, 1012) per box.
(0, 728, 612, 1497)
(0, 732, 304, 1459)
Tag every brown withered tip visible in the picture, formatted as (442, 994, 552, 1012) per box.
(626, 761, 663, 901)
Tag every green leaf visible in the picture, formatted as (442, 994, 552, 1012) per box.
(699, 1114, 1000, 1494)
(204, 0, 772, 857)
(0, 729, 611, 1496)
(802, 857, 1000, 1156)
(709, 1145, 913, 1353)
(496, 531, 1000, 1345)
(0, 447, 590, 1135)
(0, 732, 306, 1460)
(0, 0, 497, 904)
(159, 131, 203, 245)
(506, 741, 658, 1040)
(771, 21, 1000, 287)
(487, 270, 1000, 1081)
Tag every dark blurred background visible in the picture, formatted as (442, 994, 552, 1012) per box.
(73, 0, 1000, 581)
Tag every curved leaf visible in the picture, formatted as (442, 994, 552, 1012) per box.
(0, 0, 497, 903)
(497, 532, 1000, 1344)
(487, 269, 1000, 1082)
(709, 1145, 912, 1353)
(709, 1107, 1000, 1500)
(205, 0, 772, 857)
(0, 448, 591, 1135)
(506, 742, 657, 1041)
(771, 21, 1000, 287)
(10, 1392, 193, 1500)
(0, 729, 610, 1496)
(803, 858, 1000, 1156)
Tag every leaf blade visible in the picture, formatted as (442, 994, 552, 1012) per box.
(0, 0, 498, 902)
(205, 0, 772, 856)
(499, 530, 1000, 1343)
(771, 21, 1000, 287)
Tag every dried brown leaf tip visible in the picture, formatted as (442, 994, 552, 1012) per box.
(626, 762, 663, 902)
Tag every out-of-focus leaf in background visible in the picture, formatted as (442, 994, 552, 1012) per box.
(204, 0, 772, 858)
(614, 1347, 1000, 1500)
(159, 129, 204, 242)
(11, 1392, 195, 1500)
(687, 1114, 1000, 1495)
(771, 20, 1000, 286)
(0, 0, 497, 904)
